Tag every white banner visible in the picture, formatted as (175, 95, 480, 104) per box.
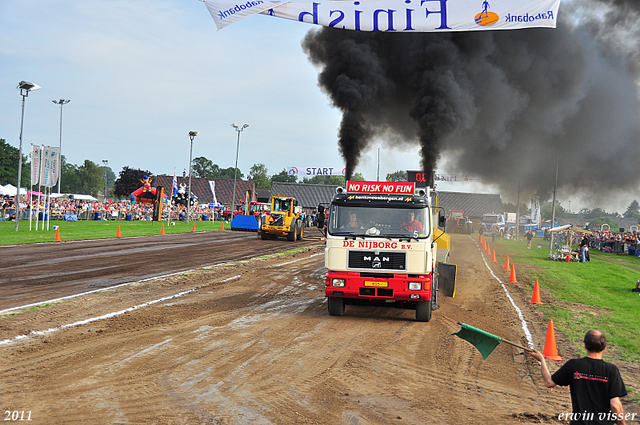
(30, 144, 41, 186)
(208, 180, 218, 205)
(40, 146, 52, 188)
(204, 0, 561, 32)
(531, 194, 541, 227)
(435, 173, 479, 182)
(287, 166, 345, 176)
(50, 147, 60, 188)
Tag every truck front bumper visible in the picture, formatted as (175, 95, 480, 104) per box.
(325, 271, 433, 301)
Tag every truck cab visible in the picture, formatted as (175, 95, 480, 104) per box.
(324, 181, 456, 322)
(481, 213, 506, 236)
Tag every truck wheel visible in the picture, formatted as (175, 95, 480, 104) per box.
(415, 300, 432, 322)
(287, 226, 297, 241)
(327, 297, 345, 316)
(297, 223, 304, 240)
(260, 230, 268, 240)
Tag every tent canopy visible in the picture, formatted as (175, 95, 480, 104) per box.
(548, 224, 592, 235)
(50, 193, 98, 201)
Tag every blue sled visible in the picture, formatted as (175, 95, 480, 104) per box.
(230, 215, 259, 231)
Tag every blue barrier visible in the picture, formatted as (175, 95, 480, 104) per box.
(230, 215, 259, 231)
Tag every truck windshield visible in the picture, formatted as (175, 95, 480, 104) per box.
(482, 215, 499, 223)
(328, 205, 430, 239)
(273, 198, 291, 212)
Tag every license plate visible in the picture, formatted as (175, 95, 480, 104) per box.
(364, 281, 388, 287)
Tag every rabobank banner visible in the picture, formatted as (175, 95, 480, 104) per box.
(288, 166, 345, 176)
(203, 0, 561, 32)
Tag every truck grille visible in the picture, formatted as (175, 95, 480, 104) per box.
(348, 250, 406, 271)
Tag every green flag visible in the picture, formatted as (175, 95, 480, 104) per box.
(452, 323, 502, 360)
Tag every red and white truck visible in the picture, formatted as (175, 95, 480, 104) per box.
(324, 181, 456, 322)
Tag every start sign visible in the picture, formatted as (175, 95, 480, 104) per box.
(346, 181, 415, 194)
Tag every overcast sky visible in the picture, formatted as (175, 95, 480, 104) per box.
(4, 0, 634, 213)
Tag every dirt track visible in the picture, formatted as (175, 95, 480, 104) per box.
(1, 233, 638, 424)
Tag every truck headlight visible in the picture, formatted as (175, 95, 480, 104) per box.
(408, 281, 422, 291)
(332, 278, 346, 287)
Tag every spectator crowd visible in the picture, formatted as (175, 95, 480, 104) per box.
(1, 195, 226, 222)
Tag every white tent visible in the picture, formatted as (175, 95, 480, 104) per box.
(50, 193, 98, 201)
(1, 184, 26, 197)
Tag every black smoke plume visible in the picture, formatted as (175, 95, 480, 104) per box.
(302, 0, 640, 200)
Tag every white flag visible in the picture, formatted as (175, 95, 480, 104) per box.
(204, 0, 561, 32)
(40, 146, 51, 188)
(30, 144, 41, 186)
(50, 147, 60, 188)
(208, 180, 218, 205)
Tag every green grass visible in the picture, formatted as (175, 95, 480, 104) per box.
(490, 236, 640, 362)
(0, 219, 225, 245)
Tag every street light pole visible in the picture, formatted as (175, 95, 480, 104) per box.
(102, 160, 108, 201)
(52, 99, 70, 194)
(15, 81, 41, 232)
(548, 155, 560, 258)
(230, 124, 248, 217)
(187, 131, 200, 225)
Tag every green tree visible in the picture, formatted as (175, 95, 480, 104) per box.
(541, 201, 568, 220)
(217, 167, 243, 180)
(77, 160, 104, 197)
(192, 156, 217, 178)
(302, 175, 347, 185)
(581, 207, 608, 220)
(60, 157, 80, 193)
(623, 200, 640, 220)
(248, 163, 271, 188)
(113, 166, 154, 199)
(271, 169, 297, 184)
(351, 172, 366, 181)
(0, 138, 29, 186)
(386, 170, 407, 182)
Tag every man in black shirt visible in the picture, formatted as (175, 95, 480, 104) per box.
(528, 330, 628, 424)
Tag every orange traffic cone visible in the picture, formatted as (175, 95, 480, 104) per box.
(509, 264, 518, 283)
(542, 319, 562, 361)
(55, 227, 61, 242)
(566, 253, 571, 262)
(482, 239, 486, 250)
(116, 225, 122, 237)
(161, 223, 165, 235)
(504, 255, 510, 271)
(221, 221, 224, 230)
(192, 222, 196, 232)
(530, 279, 542, 304)
(486, 243, 491, 255)
(491, 249, 497, 262)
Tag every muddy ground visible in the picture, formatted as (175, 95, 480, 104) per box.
(1, 232, 638, 424)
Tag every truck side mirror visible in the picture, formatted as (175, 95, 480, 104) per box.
(438, 212, 446, 229)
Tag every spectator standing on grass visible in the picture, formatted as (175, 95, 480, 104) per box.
(527, 330, 628, 425)
(579, 236, 589, 263)
(526, 229, 534, 249)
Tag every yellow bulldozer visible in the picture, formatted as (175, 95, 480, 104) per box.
(259, 195, 304, 241)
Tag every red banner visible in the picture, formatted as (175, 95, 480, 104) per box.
(346, 181, 415, 194)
